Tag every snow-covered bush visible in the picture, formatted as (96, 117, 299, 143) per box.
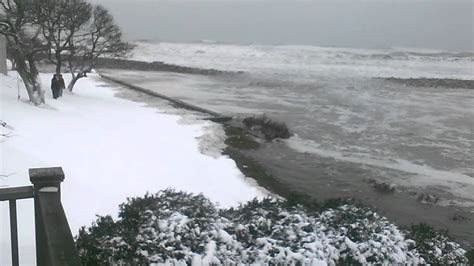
(467, 248, 474, 264)
(318, 205, 423, 264)
(127, 191, 220, 263)
(76, 189, 468, 265)
(76, 215, 131, 265)
(405, 223, 468, 265)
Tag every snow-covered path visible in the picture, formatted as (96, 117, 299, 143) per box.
(0, 72, 263, 265)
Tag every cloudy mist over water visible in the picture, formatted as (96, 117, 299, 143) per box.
(91, 0, 473, 51)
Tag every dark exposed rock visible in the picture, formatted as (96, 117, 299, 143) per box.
(381, 77, 474, 89)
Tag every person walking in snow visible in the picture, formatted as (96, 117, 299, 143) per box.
(58, 74, 65, 97)
(51, 74, 59, 99)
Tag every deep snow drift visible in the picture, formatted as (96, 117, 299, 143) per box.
(0, 72, 263, 265)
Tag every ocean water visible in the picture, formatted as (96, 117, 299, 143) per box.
(122, 41, 474, 208)
(131, 41, 473, 80)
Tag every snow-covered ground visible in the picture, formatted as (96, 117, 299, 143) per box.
(0, 72, 263, 265)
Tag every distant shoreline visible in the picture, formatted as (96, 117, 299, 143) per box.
(95, 58, 242, 76)
(131, 39, 474, 55)
(380, 77, 474, 89)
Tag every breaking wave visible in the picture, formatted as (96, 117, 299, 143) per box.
(130, 41, 474, 80)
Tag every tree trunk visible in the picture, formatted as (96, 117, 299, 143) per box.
(27, 54, 45, 104)
(55, 63, 61, 75)
(16, 65, 35, 101)
(67, 71, 87, 92)
(55, 51, 62, 75)
(67, 75, 79, 92)
(11, 49, 44, 105)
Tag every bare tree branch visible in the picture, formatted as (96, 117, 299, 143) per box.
(0, 0, 45, 104)
(32, 0, 92, 74)
(66, 4, 131, 91)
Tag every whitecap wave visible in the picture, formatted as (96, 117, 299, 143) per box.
(131, 41, 474, 80)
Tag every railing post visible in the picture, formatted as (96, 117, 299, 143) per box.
(29, 167, 65, 266)
(9, 200, 19, 266)
(0, 186, 34, 265)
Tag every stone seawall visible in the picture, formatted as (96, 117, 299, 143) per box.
(100, 73, 232, 123)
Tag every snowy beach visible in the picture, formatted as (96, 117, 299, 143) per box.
(0, 72, 264, 264)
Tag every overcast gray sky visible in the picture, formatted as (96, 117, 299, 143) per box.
(91, 0, 473, 51)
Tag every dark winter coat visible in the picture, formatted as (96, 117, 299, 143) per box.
(58, 77, 65, 89)
(51, 76, 60, 99)
(51, 77, 59, 90)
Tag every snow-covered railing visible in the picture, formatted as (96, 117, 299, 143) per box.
(0, 186, 33, 265)
(0, 167, 81, 266)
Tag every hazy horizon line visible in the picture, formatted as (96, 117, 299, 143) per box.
(131, 38, 474, 54)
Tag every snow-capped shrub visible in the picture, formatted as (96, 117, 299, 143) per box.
(467, 248, 474, 264)
(405, 223, 468, 265)
(221, 198, 339, 264)
(318, 205, 423, 264)
(134, 193, 219, 263)
(76, 216, 130, 265)
(76, 189, 468, 265)
(121, 190, 220, 264)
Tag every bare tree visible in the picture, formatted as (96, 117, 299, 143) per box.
(33, 0, 92, 75)
(1, 1, 130, 96)
(66, 5, 131, 91)
(0, 0, 46, 104)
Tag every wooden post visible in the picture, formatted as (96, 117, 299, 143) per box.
(29, 167, 81, 266)
(0, 186, 33, 265)
(29, 167, 65, 198)
(30, 167, 65, 266)
(9, 200, 19, 266)
(1, 168, 80, 266)
(29, 167, 82, 266)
